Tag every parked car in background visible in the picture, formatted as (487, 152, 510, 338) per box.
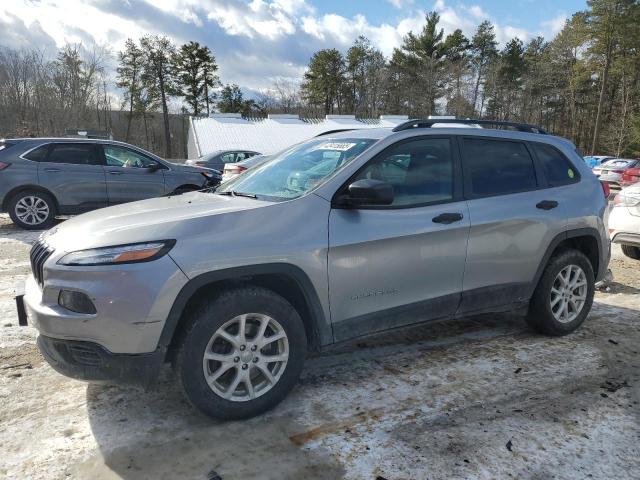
(19, 119, 610, 420)
(221, 154, 271, 183)
(583, 155, 614, 168)
(620, 167, 640, 187)
(0, 138, 219, 229)
(609, 184, 640, 260)
(186, 150, 261, 172)
(593, 158, 639, 187)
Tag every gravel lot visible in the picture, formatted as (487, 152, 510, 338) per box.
(1, 213, 639, 480)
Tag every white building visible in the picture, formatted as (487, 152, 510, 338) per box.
(187, 113, 409, 159)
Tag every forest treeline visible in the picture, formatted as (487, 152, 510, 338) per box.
(0, 0, 638, 158)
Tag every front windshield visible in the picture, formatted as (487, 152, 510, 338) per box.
(218, 137, 376, 200)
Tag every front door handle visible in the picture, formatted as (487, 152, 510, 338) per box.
(108, 170, 124, 175)
(43, 168, 60, 172)
(432, 212, 463, 224)
(536, 200, 558, 210)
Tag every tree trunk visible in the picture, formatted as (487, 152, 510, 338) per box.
(158, 70, 172, 158)
(591, 50, 611, 155)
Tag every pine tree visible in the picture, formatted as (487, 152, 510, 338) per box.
(140, 35, 177, 158)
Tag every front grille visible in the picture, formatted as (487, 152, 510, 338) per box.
(30, 240, 54, 286)
(67, 344, 103, 367)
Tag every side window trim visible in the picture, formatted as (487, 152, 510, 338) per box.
(332, 135, 462, 210)
(459, 136, 541, 200)
(526, 140, 581, 188)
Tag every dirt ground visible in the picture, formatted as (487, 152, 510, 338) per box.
(0, 213, 638, 480)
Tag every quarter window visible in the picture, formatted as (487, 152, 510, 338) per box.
(462, 138, 537, 197)
(22, 144, 50, 161)
(531, 143, 578, 186)
(353, 138, 454, 207)
(104, 146, 158, 168)
(45, 143, 99, 165)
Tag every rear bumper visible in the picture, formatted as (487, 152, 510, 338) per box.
(612, 232, 640, 247)
(37, 335, 164, 386)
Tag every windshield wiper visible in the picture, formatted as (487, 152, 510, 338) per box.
(217, 190, 258, 199)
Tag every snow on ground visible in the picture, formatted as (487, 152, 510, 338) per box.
(0, 213, 638, 479)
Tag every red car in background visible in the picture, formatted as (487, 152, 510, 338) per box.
(621, 167, 640, 187)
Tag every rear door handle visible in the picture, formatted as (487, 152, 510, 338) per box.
(432, 212, 463, 224)
(536, 200, 558, 210)
(43, 168, 60, 172)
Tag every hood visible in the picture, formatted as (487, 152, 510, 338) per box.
(43, 192, 273, 252)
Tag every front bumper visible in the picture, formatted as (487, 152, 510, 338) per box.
(23, 254, 189, 354)
(37, 335, 164, 386)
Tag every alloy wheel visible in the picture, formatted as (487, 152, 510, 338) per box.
(550, 264, 588, 323)
(15, 196, 50, 226)
(202, 313, 289, 402)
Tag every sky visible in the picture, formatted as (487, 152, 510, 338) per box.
(0, 0, 587, 95)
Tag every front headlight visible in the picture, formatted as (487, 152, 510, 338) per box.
(57, 240, 176, 266)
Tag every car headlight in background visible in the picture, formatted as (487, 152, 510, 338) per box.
(57, 240, 175, 266)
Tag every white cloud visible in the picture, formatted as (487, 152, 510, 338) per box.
(541, 13, 568, 37)
(0, 0, 577, 92)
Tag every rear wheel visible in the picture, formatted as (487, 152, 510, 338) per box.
(621, 245, 640, 260)
(8, 190, 57, 230)
(176, 287, 307, 419)
(526, 249, 595, 336)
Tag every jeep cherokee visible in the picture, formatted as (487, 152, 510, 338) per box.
(17, 119, 610, 419)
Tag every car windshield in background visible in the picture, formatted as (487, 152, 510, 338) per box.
(217, 137, 376, 200)
(603, 159, 636, 168)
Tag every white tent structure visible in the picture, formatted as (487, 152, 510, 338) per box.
(187, 114, 409, 159)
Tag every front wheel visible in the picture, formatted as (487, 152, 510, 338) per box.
(8, 190, 57, 230)
(621, 245, 640, 260)
(176, 287, 307, 420)
(526, 249, 595, 336)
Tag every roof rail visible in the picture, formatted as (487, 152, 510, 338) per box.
(315, 128, 356, 137)
(391, 118, 548, 134)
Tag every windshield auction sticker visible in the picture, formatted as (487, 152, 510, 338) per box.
(313, 142, 357, 151)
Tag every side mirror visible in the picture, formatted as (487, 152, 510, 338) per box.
(339, 179, 394, 207)
(147, 163, 161, 172)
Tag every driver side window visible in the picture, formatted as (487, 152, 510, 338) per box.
(353, 138, 453, 207)
(104, 145, 158, 169)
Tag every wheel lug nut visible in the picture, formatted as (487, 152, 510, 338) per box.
(234, 357, 240, 363)
(253, 357, 259, 363)
(240, 345, 246, 351)
(242, 364, 248, 370)
(251, 345, 257, 351)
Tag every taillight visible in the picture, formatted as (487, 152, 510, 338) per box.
(0, 161, 10, 170)
(601, 181, 610, 199)
(224, 165, 247, 175)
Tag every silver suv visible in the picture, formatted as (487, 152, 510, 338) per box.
(17, 120, 610, 420)
(0, 138, 219, 229)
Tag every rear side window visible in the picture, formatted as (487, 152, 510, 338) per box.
(530, 143, 578, 186)
(462, 138, 537, 197)
(23, 144, 50, 161)
(45, 143, 99, 165)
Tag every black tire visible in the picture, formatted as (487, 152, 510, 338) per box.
(526, 249, 595, 336)
(621, 245, 640, 260)
(176, 286, 307, 420)
(8, 189, 57, 230)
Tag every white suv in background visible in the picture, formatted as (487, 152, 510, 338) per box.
(610, 184, 640, 260)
